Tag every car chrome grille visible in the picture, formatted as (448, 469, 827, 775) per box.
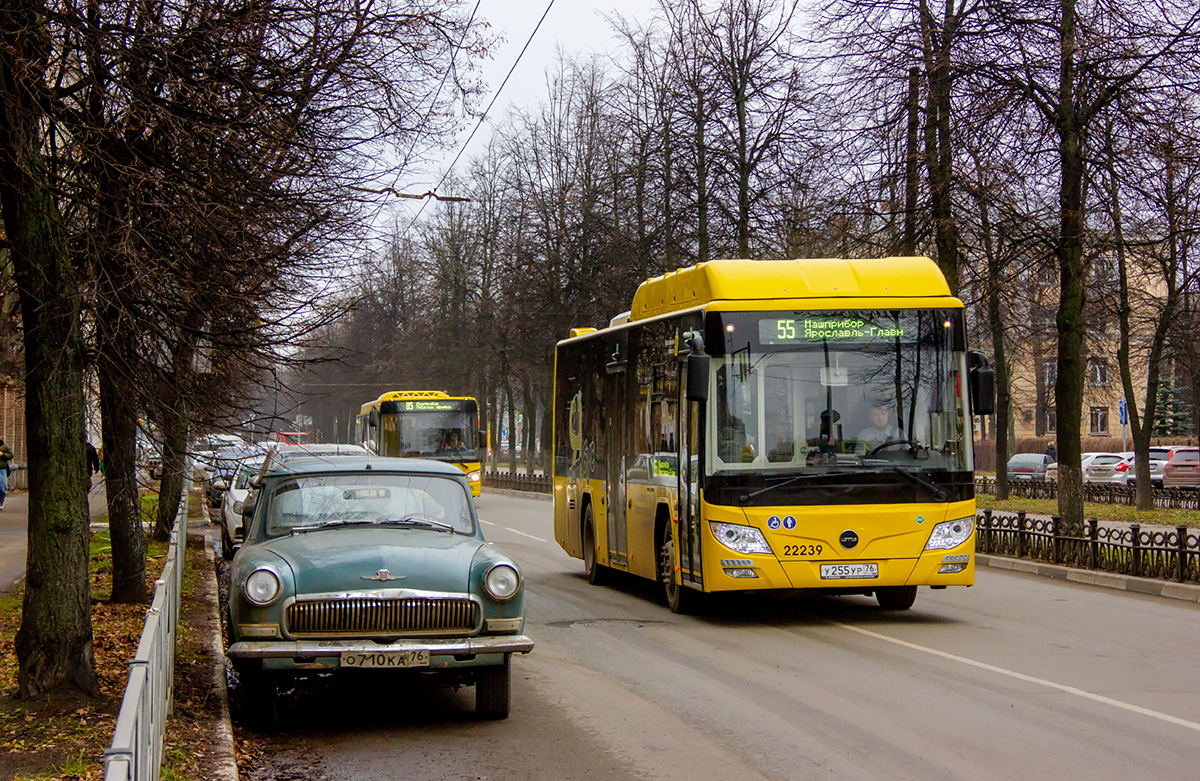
(286, 596, 480, 638)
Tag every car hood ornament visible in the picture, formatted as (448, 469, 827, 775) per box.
(362, 569, 405, 581)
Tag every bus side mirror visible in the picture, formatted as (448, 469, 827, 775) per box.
(368, 409, 379, 428)
(687, 353, 709, 402)
(968, 351, 995, 416)
(478, 432, 488, 450)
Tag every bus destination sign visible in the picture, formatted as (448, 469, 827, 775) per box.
(758, 317, 906, 344)
(404, 400, 465, 412)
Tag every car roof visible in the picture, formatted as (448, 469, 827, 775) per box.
(263, 455, 463, 478)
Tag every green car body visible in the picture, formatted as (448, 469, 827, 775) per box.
(225, 455, 532, 719)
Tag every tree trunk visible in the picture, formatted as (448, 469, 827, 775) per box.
(902, 66, 920, 256)
(1054, 0, 1085, 534)
(1, 0, 99, 696)
(154, 337, 195, 542)
(99, 352, 147, 603)
(980, 197, 1010, 499)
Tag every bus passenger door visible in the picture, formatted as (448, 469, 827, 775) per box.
(605, 349, 629, 569)
(678, 365, 704, 588)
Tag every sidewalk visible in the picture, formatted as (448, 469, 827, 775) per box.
(0, 477, 109, 594)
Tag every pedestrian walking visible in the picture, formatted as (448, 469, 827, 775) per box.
(0, 438, 12, 509)
(86, 439, 100, 492)
(1045, 441, 1057, 462)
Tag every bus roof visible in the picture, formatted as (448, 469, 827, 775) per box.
(359, 391, 478, 416)
(629, 257, 952, 322)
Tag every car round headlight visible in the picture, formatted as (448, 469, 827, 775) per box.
(243, 568, 281, 606)
(484, 564, 520, 601)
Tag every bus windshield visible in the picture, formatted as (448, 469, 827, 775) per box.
(705, 309, 972, 505)
(380, 410, 478, 461)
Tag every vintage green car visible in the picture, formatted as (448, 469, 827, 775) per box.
(225, 455, 533, 720)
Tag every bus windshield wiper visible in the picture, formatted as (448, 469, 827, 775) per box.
(870, 463, 946, 501)
(739, 470, 858, 504)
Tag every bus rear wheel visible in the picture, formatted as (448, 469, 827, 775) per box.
(659, 522, 695, 614)
(875, 586, 918, 610)
(582, 505, 606, 585)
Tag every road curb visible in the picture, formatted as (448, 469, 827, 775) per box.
(976, 553, 1200, 604)
(197, 504, 240, 780)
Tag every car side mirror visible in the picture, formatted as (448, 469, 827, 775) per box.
(241, 494, 257, 519)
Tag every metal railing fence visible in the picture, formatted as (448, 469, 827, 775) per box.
(975, 476, 1200, 509)
(484, 471, 552, 494)
(976, 509, 1200, 584)
(103, 474, 190, 781)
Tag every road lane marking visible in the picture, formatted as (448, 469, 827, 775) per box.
(505, 527, 548, 542)
(834, 621, 1200, 733)
(479, 519, 495, 526)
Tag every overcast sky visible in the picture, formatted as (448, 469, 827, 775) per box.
(400, 0, 656, 197)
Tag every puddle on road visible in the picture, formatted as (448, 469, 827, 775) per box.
(544, 618, 672, 629)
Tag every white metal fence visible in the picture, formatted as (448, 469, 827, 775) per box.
(103, 476, 190, 781)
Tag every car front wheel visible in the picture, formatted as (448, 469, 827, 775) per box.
(476, 654, 511, 720)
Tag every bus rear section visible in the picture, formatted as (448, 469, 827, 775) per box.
(551, 258, 993, 612)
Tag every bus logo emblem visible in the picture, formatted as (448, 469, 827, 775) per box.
(839, 530, 859, 549)
(767, 516, 781, 530)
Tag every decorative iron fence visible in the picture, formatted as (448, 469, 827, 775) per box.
(975, 476, 1200, 510)
(484, 471, 551, 494)
(976, 509, 1200, 584)
(104, 474, 190, 781)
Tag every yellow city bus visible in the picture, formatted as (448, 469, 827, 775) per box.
(552, 258, 994, 612)
(357, 391, 485, 497)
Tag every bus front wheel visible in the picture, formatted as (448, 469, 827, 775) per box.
(582, 505, 606, 585)
(659, 522, 695, 614)
(875, 585, 917, 610)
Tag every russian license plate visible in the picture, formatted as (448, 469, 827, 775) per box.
(820, 563, 879, 580)
(340, 650, 430, 669)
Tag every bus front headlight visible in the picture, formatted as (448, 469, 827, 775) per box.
(467, 470, 481, 483)
(710, 522, 772, 555)
(924, 516, 975, 550)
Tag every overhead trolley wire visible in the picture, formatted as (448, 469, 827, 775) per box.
(402, 0, 558, 232)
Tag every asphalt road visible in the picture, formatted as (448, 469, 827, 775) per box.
(240, 491, 1200, 781)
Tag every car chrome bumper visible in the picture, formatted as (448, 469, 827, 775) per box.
(227, 634, 534, 659)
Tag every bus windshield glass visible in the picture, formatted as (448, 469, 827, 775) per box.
(705, 309, 971, 505)
(380, 409, 478, 460)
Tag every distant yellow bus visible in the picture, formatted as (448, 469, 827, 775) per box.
(552, 258, 994, 612)
(357, 391, 484, 497)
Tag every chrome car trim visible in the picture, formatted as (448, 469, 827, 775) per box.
(280, 590, 484, 639)
(227, 634, 535, 658)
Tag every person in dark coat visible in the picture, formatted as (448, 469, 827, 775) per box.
(1045, 441, 1057, 462)
(86, 440, 100, 491)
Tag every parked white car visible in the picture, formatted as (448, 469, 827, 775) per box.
(1083, 453, 1127, 484)
(1045, 452, 1104, 483)
(217, 442, 369, 559)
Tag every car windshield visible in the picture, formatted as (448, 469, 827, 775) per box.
(234, 459, 266, 490)
(1172, 450, 1199, 463)
(1008, 455, 1043, 467)
(262, 473, 474, 537)
(1090, 455, 1122, 466)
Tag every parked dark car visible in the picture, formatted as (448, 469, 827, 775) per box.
(1163, 447, 1200, 489)
(225, 455, 533, 722)
(1006, 453, 1053, 481)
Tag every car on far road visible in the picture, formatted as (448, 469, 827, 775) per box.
(1113, 452, 1166, 488)
(1163, 447, 1200, 489)
(1007, 453, 1054, 481)
(1045, 452, 1105, 483)
(225, 455, 533, 722)
(1083, 453, 1127, 484)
